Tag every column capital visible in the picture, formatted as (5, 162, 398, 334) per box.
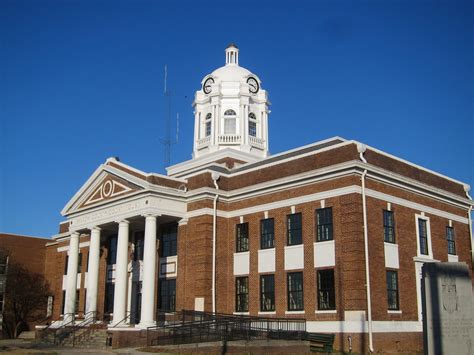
(115, 219, 130, 225)
(89, 226, 102, 232)
(142, 214, 160, 219)
(178, 218, 188, 226)
(70, 231, 80, 238)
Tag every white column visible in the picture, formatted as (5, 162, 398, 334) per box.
(138, 215, 158, 328)
(85, 227, 101, 318)
(112, 220, 129, 325)
(64, 232, 80, 323)
(193, 110, 199, 151)
(212, 104, 216, 145)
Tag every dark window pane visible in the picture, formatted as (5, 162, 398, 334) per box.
(386, 271, 399, 310)
(64, 255, 69, 275)
(134, 232, 145, 261)
(159, 279, 176, 311)
(104, 283, 115, 314)
(236, 223, 249, 252)
(236, 277, 249, 312)
(383, 210, 396, 243)
(108, 236, 118, 264)
(287, 213, 302, 246)
(260, 275, 275, 311)
(316, 208, 333, 242)
(287, 272, 304, 311)
(77, 253, 82, 274)
(161, 224, 178, 257)
(418, 219, 429, 255)
(61, 290, 66, 314)
(260, 218, 274, 249)
(317, 269, 335, 310)
(446, 226, 456, 255)
(249, 121, 257, 137)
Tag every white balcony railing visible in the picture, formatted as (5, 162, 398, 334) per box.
(249, 136, 265, 148)
(218, 134, 241, 144)
(197, 136, 211, 147)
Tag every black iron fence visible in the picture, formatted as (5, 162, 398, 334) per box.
(147, 309, 306, 346)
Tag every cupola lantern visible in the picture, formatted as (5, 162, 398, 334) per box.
(192, 45, 270, 160)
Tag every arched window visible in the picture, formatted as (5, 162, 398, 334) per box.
(248, 112, 257, 137)
(205, 113, 212, 137)
(224, 109, 236, 134)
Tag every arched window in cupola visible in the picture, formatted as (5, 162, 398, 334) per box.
(224, 109, 237, 134)
(205, 113, 212, 137)
(248, 112, 257, 137)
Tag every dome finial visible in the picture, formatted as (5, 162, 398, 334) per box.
(225, 44, 239, 66)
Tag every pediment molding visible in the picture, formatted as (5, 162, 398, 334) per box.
(79, 175, 138, 209)
(62, 164, 148, 216)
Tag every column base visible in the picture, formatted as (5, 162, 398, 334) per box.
(136, 321, 156, 329)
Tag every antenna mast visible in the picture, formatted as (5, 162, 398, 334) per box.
(160, 65, 178, 168)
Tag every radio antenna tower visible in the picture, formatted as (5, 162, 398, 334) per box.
(160, 65, 179, 168)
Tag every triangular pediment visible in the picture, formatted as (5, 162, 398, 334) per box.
(79, 175, 138, 208)
(62, 163, 148, 216)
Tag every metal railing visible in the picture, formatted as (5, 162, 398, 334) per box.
(38, 311, 100, 347)
(147, 309, 306, 346)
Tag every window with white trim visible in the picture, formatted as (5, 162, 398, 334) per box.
(415, 215, 432, 258)
(248, 112, 257, 137)
(236, 276, 249, 312)
(383, 210, 395, 243)
(418, 219, 429, 255)
(224, 109, 236, 134)
(205, 113, 212, 137)
(386, 270, 399, 310)
(446, 226, 456, 255)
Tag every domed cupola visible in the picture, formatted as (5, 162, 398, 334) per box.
(192, 44, 270, 159)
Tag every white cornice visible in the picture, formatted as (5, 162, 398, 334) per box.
(185, 185, 469, 224)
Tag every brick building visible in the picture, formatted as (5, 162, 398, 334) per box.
(43, 45, 473, 352)
(0, 233, 51, 336)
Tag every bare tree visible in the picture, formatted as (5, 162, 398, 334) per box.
(2, 263, 50, 338)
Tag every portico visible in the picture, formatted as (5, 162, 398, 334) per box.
(60, 160, 186, 328)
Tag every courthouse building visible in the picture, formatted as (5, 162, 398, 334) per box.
(44, 44, 473, 352)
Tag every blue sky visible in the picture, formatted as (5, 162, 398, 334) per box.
(1, 0, 472, 237)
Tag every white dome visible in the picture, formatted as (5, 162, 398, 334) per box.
(210, 65, 255, 83)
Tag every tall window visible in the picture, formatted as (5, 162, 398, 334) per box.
(134, 232, 144, 261)
(418, 219, 429, 255)
(317, 269, 335, 310)
(446, 226, 456, 255)
(386, 271, 399, 310)
(75, 290, 80, 314)
(159, 279, 176, 311)
(316, 207, 333, 242)
(224, 109, 236, 134)
(383, 210, 395, 243)
(77, 253, 82, 273)
(260, 275, 275, 311)
(248, 112, 257, 137)
(104, 283, 115, 314)
(108, 235, 118, 264)
(235, 277, 249, 312)
(287, 213, 302, 246)
(161, 224, 177, 257)
(287, 272, 304, 311)
(61, 290, 66, 314)
(236, 223, 249, 252)
(64, 255, 69, 275)
(260, 218, 274, 249)
(205, 113, 212, 137)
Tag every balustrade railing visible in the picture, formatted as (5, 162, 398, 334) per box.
(197, 136, 211, 147)
(218, 134, 241, 144)
(249, 136, 265, 148)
